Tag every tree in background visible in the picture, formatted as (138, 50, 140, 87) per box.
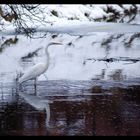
(0, 4, 50, 36)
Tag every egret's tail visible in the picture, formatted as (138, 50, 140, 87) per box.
(18, 77, 24, 84)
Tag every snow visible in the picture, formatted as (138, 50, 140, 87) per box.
(89, 6, 108, 19)
(1, 31, 140, 83)
(1, 4, 140, 32)
(0, 4, 140, 84)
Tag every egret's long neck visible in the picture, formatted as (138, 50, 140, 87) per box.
(44, 43, 55, 67)
(45, 46, 50, 67)
(45, 42, 62, 67)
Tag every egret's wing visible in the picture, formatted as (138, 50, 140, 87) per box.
(19, 63, 46, 83)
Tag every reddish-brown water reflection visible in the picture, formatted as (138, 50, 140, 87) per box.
(0, 83, 140, 136)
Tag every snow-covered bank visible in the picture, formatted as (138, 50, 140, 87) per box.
(1, 4, 140, 33)
(0, 32, 140, 83)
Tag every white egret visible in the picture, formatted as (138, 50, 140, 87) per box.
(18, 42, 63, 93)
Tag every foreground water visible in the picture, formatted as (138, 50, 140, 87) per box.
(0, 79, 140, 136)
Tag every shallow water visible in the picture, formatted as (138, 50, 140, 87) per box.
(0, 79, 140, 136)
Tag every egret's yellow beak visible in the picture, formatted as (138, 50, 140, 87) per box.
(52, 42, 63, 45)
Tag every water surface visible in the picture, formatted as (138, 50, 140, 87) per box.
(0, 79, 140, 136)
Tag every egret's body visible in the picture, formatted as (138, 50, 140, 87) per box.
(18, 42, 62, 90)
(19, 63, 49, 83)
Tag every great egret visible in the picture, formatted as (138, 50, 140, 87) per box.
(18, 42, 63, 93)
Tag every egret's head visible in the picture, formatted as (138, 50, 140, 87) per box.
(45, 41, 63, 52)
(47, 41, 63, 47)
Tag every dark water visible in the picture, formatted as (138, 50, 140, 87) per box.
(0, 80, 140, 136)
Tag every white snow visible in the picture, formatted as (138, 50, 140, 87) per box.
(0, 4, 140, 84)
(1, 4, 140, 32)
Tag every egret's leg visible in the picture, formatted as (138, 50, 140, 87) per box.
(34, 78, 37, 95)
(19, 83, 24, 92)
(17, 72, 24, 92)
